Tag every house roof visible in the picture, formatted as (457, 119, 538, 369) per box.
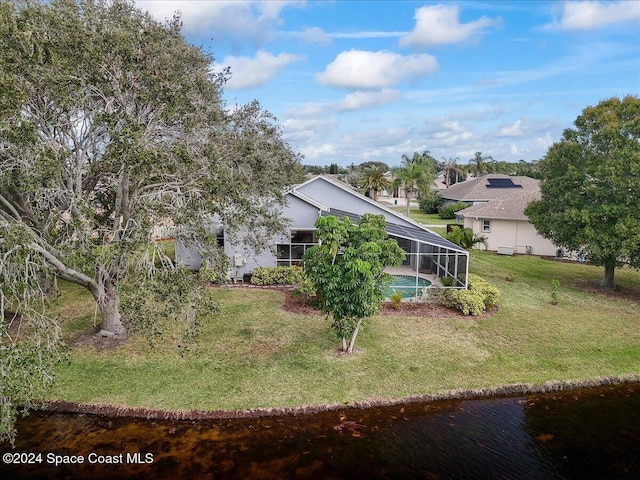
(295, 175, 418, 228)
(458, 189, 541, 221)
(324, 208, 467, 253)
(440, 174, 540, 202)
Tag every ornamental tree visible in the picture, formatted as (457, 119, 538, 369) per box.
(302, 214, 405, 354)
(525, 96, 640, 289)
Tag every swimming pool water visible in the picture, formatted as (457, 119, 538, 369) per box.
(387, 275, 432, 299)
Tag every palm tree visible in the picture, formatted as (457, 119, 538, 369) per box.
(442, 157, 463, 187)
(360, 165, 390, 201)
(469, 152, 493, 177)
(392, 158, 434, 217)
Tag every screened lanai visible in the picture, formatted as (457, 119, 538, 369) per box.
(322, 209, 469, 298)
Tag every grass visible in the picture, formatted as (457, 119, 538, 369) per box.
(385, 205, 458, 226)
(47, 251, 640, 412)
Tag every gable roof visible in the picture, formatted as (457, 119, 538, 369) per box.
(441, 174, 540, 202)
(295, 175, 422, 229)
(458, 189, 541, 221)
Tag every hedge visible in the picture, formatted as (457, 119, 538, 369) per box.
(439, 273, 500, 316)
(250, 266, 304, 285)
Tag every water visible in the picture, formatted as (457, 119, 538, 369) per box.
(2, 383, 639, 479)
(387, 274, 432, 298)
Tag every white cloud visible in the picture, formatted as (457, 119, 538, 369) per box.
(557, 1, 640, 30)
(316, 50, 438, 89)
(500, 120, 523, 137)
(217, 50, 304, 90)
(399, 4, 498, 48)
(282, 116, 337, 144)
(337, 89, 403, 111)
(136, 1, 303, 46)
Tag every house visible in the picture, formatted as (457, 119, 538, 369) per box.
(176, 175, 469, 288)
(440, 174, 540, 205)
(457, 189, 559, 256)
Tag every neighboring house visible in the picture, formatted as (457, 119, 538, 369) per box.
(458, 189, 559, 256)
(177, 175, 469, 287)
(440, 174, 540, 205)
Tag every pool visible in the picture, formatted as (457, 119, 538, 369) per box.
(386, 275, 432, 299)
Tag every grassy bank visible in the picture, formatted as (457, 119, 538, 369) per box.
(47, 252, 640, 412)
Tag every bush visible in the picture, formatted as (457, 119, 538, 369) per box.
(292, 272, 317, 303)
(251, 266, 303, 285)
(389, 290, 402, 308)
(439, 289, 485, 315)
(418, 193, 443, 214)
(438, 201, 468, 219)
(440, 276, 454, 286)
(439, 273, 500, 315)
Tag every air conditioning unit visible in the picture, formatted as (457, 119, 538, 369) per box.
(497, 245, 514, 256)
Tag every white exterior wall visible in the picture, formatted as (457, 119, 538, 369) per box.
(464, 217, 558, 256)
(297, 178, 416, 228)
(176, 193, 321, 275)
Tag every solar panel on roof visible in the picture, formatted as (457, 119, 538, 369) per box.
(486, 178, 522, 189)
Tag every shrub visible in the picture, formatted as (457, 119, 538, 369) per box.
(251, 266, 303, 285)
(438, 201, 468, 219)
(439, 289, 485, 315)
(389, 290, 402, 308)
(467, 273, 500, 308)
(418, 193, 443, 214)
(440, 276, 454, 287)
(292, 271, 317, 303)
(439, 273, 500, 315)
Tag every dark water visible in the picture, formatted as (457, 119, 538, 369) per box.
(2, 383, 639, 479)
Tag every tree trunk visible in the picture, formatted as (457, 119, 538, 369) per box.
(347, 318, 363, 354)
(96, 278, 126, 337)
(341, 337, 347, 352)
(406, 192, 411, 217)
(600, 263, 616, 290)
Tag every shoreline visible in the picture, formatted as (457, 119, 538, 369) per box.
(41, 374, 640, 421)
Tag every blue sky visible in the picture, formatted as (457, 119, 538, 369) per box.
(136, 1, 640, 168)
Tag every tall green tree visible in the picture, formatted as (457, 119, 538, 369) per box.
(302, 214, 405, 354)
(525, 96, 640, 289)
(360, 165, 390, 201)
(0, 0, 301, 335)
(392, 152, 436, 216)
(468, 152, 494, 177)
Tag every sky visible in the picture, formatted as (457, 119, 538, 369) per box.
(135, 1, 640, 168)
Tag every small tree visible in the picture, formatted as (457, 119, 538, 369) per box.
(302, 214, 405, 354)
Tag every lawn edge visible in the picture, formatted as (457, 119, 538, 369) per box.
(41, 374, 640, 420)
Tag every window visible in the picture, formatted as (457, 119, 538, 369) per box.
(482, 220, 491, 232)
(276, 229, 317, 266)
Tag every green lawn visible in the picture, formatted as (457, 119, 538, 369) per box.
(47, 252, 640, 411)
(385, 205, 459, 226)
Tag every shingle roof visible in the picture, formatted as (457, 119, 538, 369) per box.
(457, 189, 541, 220)
(441, 174, 540, 202)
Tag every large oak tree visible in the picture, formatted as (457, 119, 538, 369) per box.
(1, 0, 302, 335)
(525, 96, 640, 289)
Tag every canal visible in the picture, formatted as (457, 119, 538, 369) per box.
(2, 383, 639, 479)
